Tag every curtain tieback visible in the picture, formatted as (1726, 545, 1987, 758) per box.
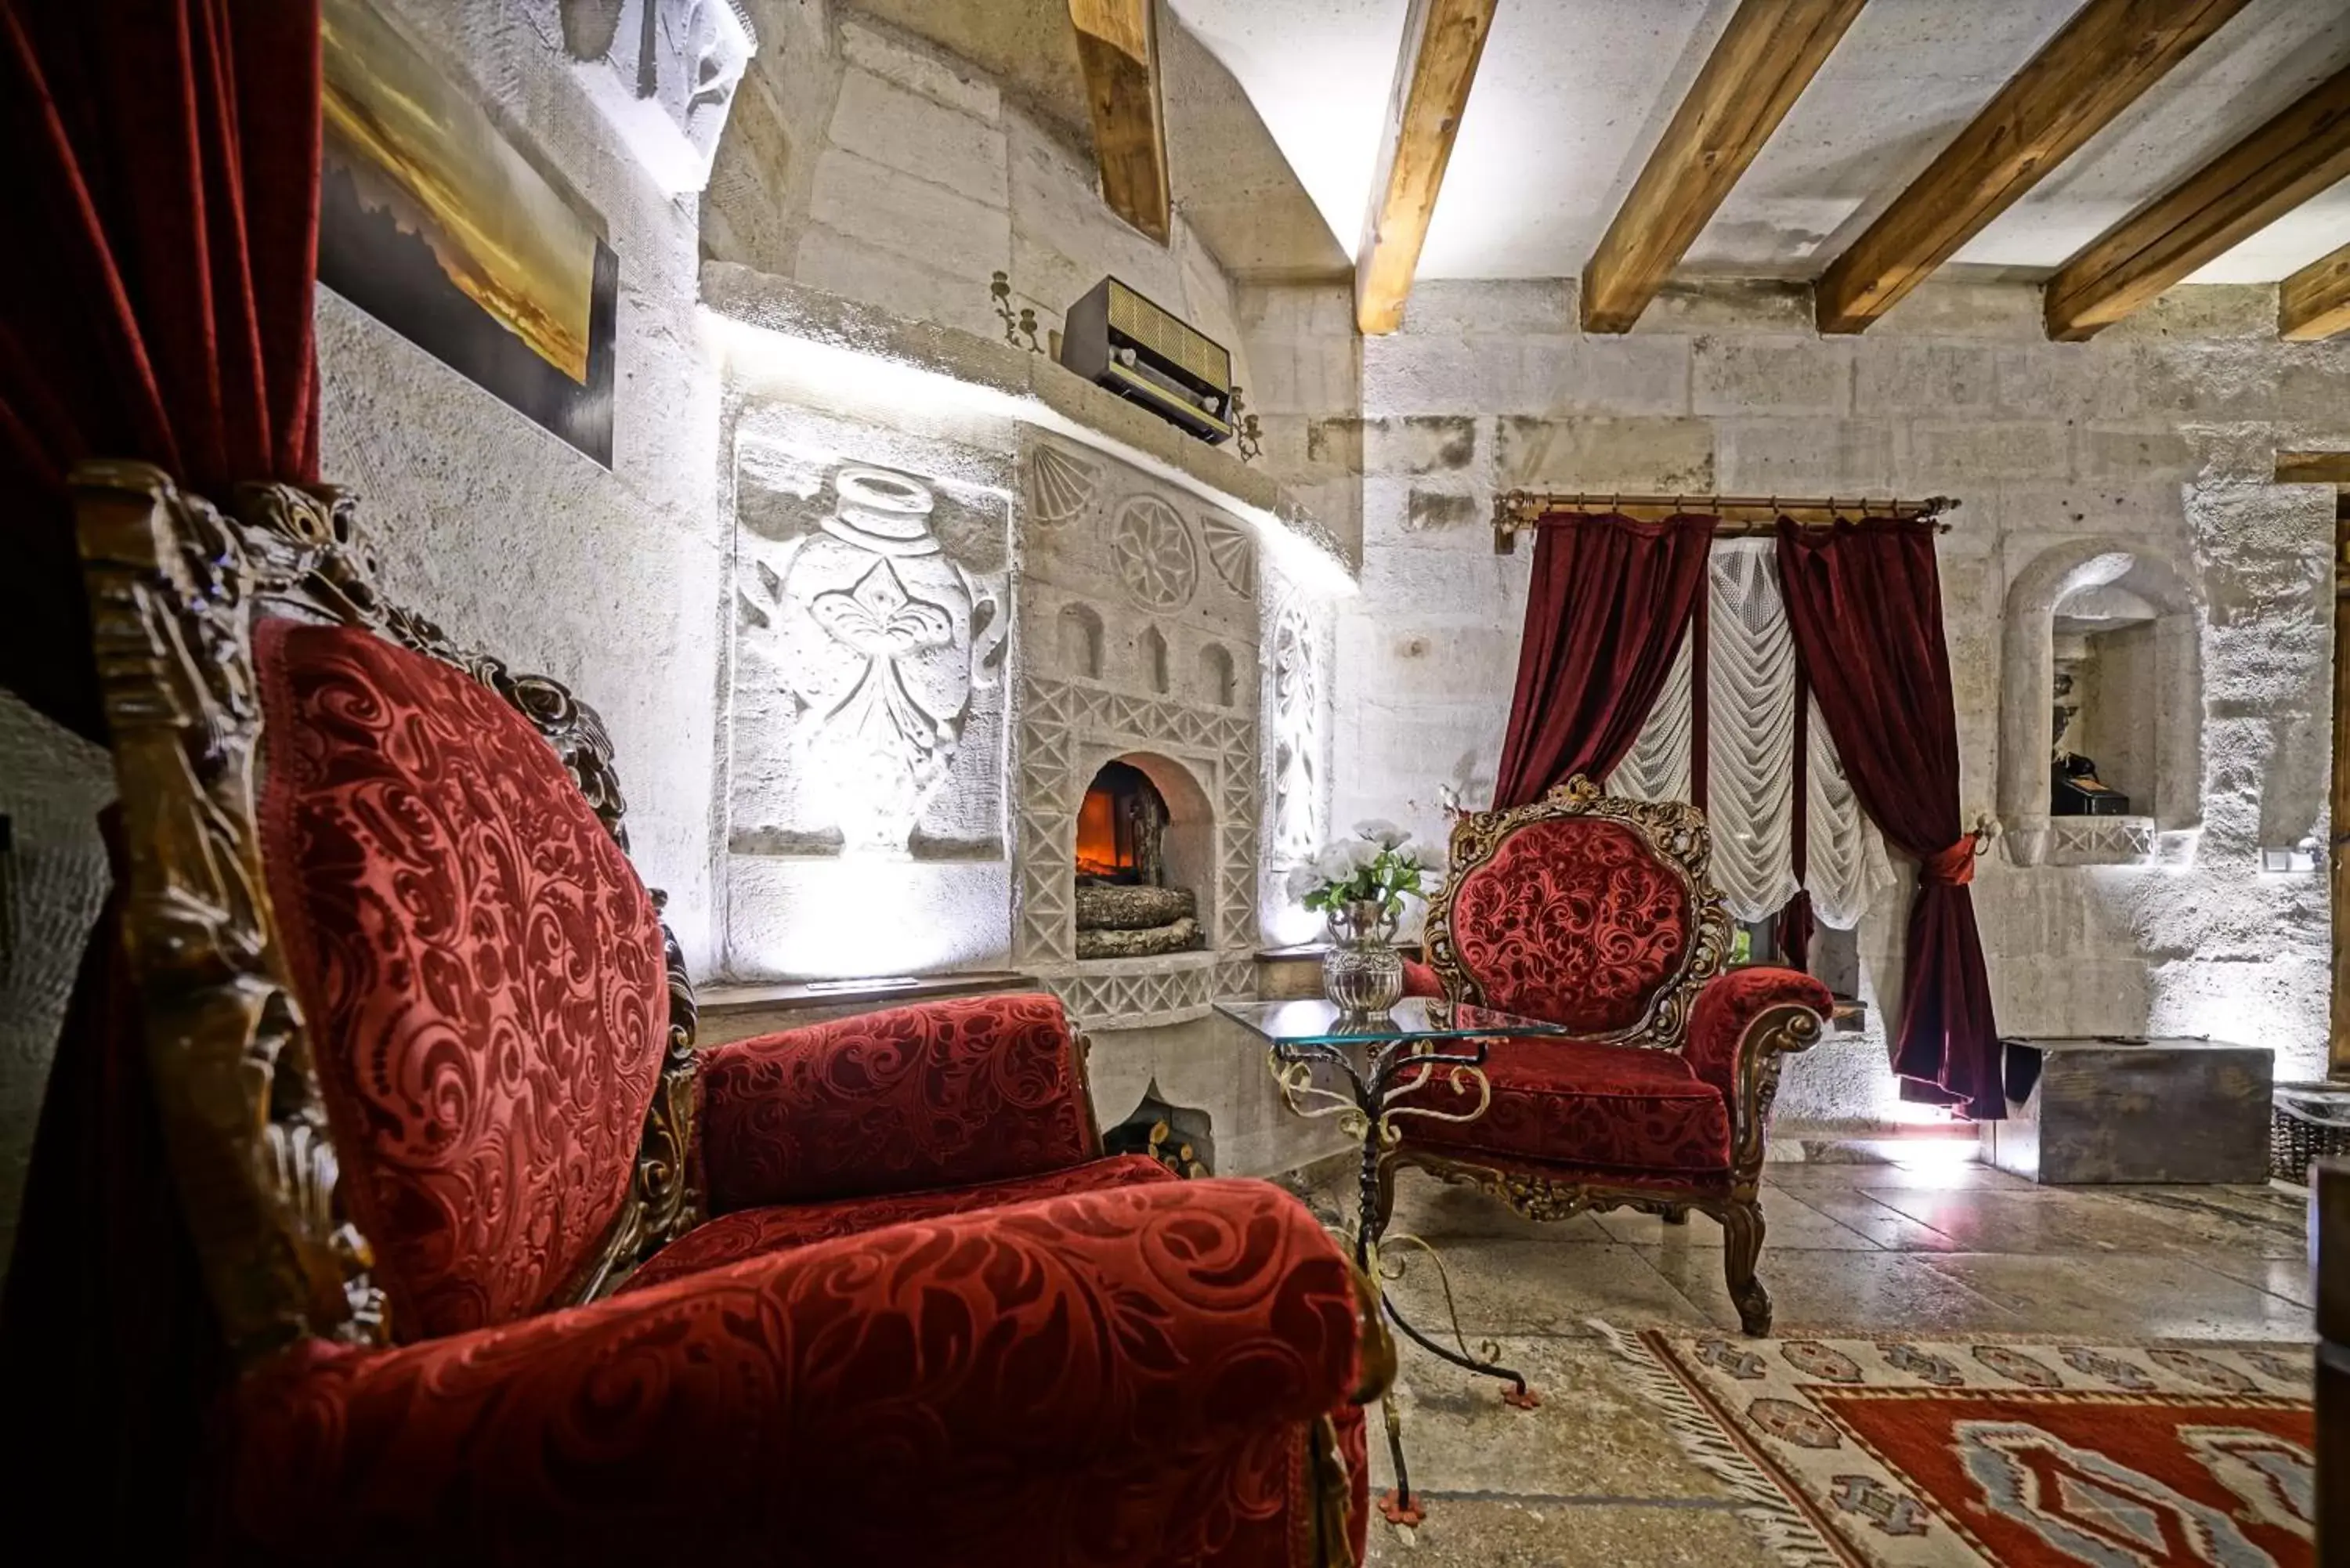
(1922, 836, 1979, 887)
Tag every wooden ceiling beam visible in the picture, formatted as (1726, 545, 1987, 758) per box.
(2282, 239, 2350, 341)
(1816, 0, 2253, 336)
(1068, 0, 1171, 244)
(2278, 450, 2350, 486)
(1581, 0, 1867, 334)
(1356, 0, 1498, 336)
(2044, 64, 2350, 341)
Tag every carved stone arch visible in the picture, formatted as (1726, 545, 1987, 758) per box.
(1998, 537, 2204, 866)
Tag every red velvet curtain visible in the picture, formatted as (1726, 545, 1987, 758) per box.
(1775, 519, 2001, 1118)
(1494, 514, 1716, 808)
(0, 0, 322, 737)
(0, 2, 323, 1552)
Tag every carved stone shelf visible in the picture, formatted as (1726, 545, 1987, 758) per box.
(700, 262, 1352, 585)
(2042, 815, 2158, 867)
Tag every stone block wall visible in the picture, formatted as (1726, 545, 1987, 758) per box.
(1340, 277, 2348, 1126)
(317, 0, 728, 976)
(707, 4, 1260, 426)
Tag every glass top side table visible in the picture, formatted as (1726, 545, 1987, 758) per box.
(1217, 997, 1568, 1527)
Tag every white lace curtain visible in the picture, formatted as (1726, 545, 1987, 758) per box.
(1614, 539, 1893, 927)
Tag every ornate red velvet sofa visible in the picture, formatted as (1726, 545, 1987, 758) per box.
(1397, 779, 1830, 1335)
(72, 461, 1390, 1566)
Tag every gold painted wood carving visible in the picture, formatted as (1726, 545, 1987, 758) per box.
(72, 460, 702, 1358)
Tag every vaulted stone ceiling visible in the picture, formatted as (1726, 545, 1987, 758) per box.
(844, 0, 1347, 277)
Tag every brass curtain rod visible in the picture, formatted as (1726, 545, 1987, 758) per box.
(1491, 490, 1957, 553)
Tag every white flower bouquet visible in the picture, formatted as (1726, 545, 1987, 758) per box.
(1283, 819, 1433, 923)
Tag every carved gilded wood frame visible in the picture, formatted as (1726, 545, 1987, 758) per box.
(1407, 777, 1818, 1335)
(73, 460, 702, 1359)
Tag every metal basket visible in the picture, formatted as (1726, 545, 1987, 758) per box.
(2270, 1081, 2350, 1183)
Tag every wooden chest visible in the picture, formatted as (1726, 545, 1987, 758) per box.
(1979, 1035, 2274, 1185)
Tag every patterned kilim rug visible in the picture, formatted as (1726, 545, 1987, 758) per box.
(1600, 1324, 2316, 1568)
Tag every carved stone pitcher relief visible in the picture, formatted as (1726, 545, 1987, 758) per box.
(765, 468, 1007, 854)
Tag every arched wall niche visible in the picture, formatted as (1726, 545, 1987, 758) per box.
(1138, 626, 1170, 695)
(1197, 642, 1237, 708)
(1998, 537, 2204, 868)
(1058, 602, 1104, 677)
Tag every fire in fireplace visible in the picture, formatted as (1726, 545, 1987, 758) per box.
(1074, 758, 1202, 959)
(1076, 760, 1164, 882)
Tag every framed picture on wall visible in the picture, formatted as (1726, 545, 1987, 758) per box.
(318, 0, 617, 466)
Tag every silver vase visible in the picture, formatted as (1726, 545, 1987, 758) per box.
(1322, 899, 1404, 1023)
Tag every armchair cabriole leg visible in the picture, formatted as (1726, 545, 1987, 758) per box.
(1722, 1195, 1771, 1336)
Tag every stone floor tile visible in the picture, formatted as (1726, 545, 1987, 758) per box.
(2085, 1184, 2311, 1259)
(1856, 1187, 2190, 1255)
(1363, 1339, 1732, 1501)
(1650, 1244, 2024, 1336)
(1364, 1498, 1777, 1567)
(1592, 1190, 1880, 1251)
(1916, 1251, 2316, 1341)
(1777, 1186, 1967, 1252)
(2189, 1252, 2318, 1309)
(1386, 1176, 1615, 1243)
(1765, 1159, 2036, 1191)
(1376, 1238, 1708, 1337)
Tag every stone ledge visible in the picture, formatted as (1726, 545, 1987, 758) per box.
(695, 970, 1043, 1046)
(2043, 815, 2158, 867)
(700, 261, 1354, 588)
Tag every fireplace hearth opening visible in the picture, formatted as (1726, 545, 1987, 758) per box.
(1074, 757, 1206, 959)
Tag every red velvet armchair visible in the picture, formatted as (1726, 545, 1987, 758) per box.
(72, 462, 1389, 1566)
(1396, 779, 1830, 1335)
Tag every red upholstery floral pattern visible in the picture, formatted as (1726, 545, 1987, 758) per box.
(1400, 956, 1444, 999)
(1683, 966, 1835, 1107)
(700, 992, 1100, 1211)
(255, 620, 666, 1340)
(620, 1154, 1176, 1294)
(1399, 1037, 1730, 1174)
(224, 1180, 1366, 1568)
(1448, 816, 1691, 1037)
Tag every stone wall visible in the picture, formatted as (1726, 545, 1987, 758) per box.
(707, 3, 1261, 430)
(0, 0, 745, 1278)
(1337, 277, 2348, 1126)
(319, 0, 728, 974)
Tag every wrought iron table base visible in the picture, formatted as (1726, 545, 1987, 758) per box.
(1267, 1036, 1542, 1525)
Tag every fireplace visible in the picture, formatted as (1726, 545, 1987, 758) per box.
(1074, 757, 1205, 959)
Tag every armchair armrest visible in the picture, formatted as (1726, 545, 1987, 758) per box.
(699, 992, 1098, 1211)
(226, 1180, 1381, 1566)
(1401, 956, 1447, 999)
(1686, 967, 1831, 1177)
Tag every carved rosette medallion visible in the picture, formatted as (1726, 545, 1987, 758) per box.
(1111, 494, 1199, 611)
(769, 468, 1007, 854)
